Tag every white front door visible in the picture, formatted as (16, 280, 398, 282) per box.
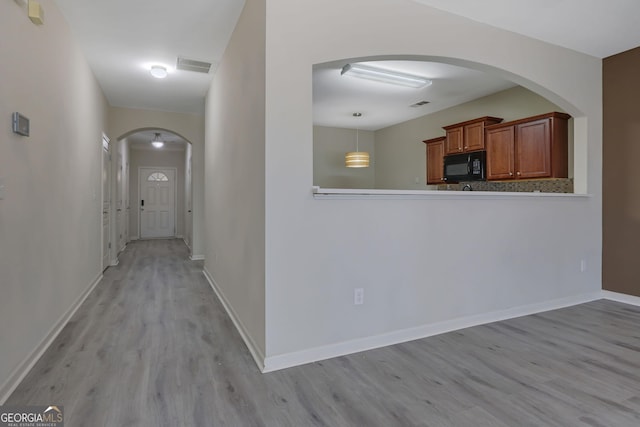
(139, 168, 176, 239)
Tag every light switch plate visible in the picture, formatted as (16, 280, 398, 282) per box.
(12, 112, 30, 136)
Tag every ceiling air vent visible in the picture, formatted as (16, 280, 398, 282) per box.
(176, 57, 212, 74)
(410, 101, 430, 108)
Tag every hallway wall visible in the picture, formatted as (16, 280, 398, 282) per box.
(0, 0, 109, 399)
(204, 0, 266, 362)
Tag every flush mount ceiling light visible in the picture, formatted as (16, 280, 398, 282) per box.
(345, 113, 370, 168)
(341, 63, 432, 88)
(150, 65, 168, 79)
(151, 133, 164, 148)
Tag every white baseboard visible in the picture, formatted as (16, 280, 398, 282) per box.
(0, 273, 103, 404)
(190, 254, 204, 261)
(262, 291, 603, 373)
(202, 268, 265, 371)
(110, 258, 119, 267)
(602, 290, 640, 307)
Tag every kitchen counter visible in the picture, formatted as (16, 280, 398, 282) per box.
(436, 178, 573, 193)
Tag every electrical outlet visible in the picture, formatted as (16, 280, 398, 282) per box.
(354, 288, 364, 305)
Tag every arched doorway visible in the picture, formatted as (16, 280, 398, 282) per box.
(111, 128, 194, 260)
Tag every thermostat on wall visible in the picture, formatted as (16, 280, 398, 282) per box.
(12, 112, 30, 136)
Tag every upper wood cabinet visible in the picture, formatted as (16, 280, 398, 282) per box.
(485, 112, 570, 180)
(444, 127, 463, 154)
(443, 116, 503, 155)
(423, 136, 446, 185)
(486, 126, 515, 180)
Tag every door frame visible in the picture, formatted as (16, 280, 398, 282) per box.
(137, 166, 178, 239)
(101, 133, 111, 271)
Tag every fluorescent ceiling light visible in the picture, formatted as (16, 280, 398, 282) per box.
(150, 65, 168, 79)
(341, 63, 432, 88)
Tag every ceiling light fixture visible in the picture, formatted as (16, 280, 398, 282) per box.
(150, 65, 168, 79)
(345, 113, 370, 168)
(341, 63, 432, 88)
(151, 133, 164, 148)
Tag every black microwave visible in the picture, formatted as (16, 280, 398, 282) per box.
(443, 151, 486, 182)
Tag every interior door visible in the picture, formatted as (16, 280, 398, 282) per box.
(102, 138, 111, 270)
(185, 151, 192, 248)
(125, 161, 130, 243)
(116, 152, 125, 251)
(139, 168, 176, 239)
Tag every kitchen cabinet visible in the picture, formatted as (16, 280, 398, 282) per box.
(443, 116, 503, 155)
(485, 112, 570, 180)
(423, 136, 446, 185)
(485, 126, 515, 180)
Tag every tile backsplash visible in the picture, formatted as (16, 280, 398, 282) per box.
(436, 178, 573, 193)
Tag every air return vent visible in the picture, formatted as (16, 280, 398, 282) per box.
(410, 101, 430, 108)
(176, 57, 212, 74)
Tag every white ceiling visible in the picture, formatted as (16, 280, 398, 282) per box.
(314, 60, 516, 131)
(410, 0, 640, 59)
(52, 0, 639, 121)
(53, 0, 246, 114)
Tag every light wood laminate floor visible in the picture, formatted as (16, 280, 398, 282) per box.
(7, 239, 640, 426)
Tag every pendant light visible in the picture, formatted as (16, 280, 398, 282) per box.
(151, 132, 164, 148)
(345, 113, 370, 168)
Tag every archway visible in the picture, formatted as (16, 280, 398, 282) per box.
(109, 127, 196, 262)
(313, 54, 588, 193)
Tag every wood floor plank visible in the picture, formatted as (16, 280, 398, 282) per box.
(6, 239, 640, 426)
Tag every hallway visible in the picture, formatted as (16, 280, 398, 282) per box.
(6, 239, 265, 425)
(7, 240, 640, 426)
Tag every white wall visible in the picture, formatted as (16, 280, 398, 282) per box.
(204, 0, 266, 358)
(108, 107, 205, 258)
(313, 126, 375, 188)
(263, 0, 601, 365)
(375, 86, 567, 190)
(128, 148, 186, 239)
(0, 0, 108, 398)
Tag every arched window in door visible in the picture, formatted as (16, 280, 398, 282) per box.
(147, 172, 169, 182)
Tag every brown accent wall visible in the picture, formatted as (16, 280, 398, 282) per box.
(603, 46, 640, 297)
